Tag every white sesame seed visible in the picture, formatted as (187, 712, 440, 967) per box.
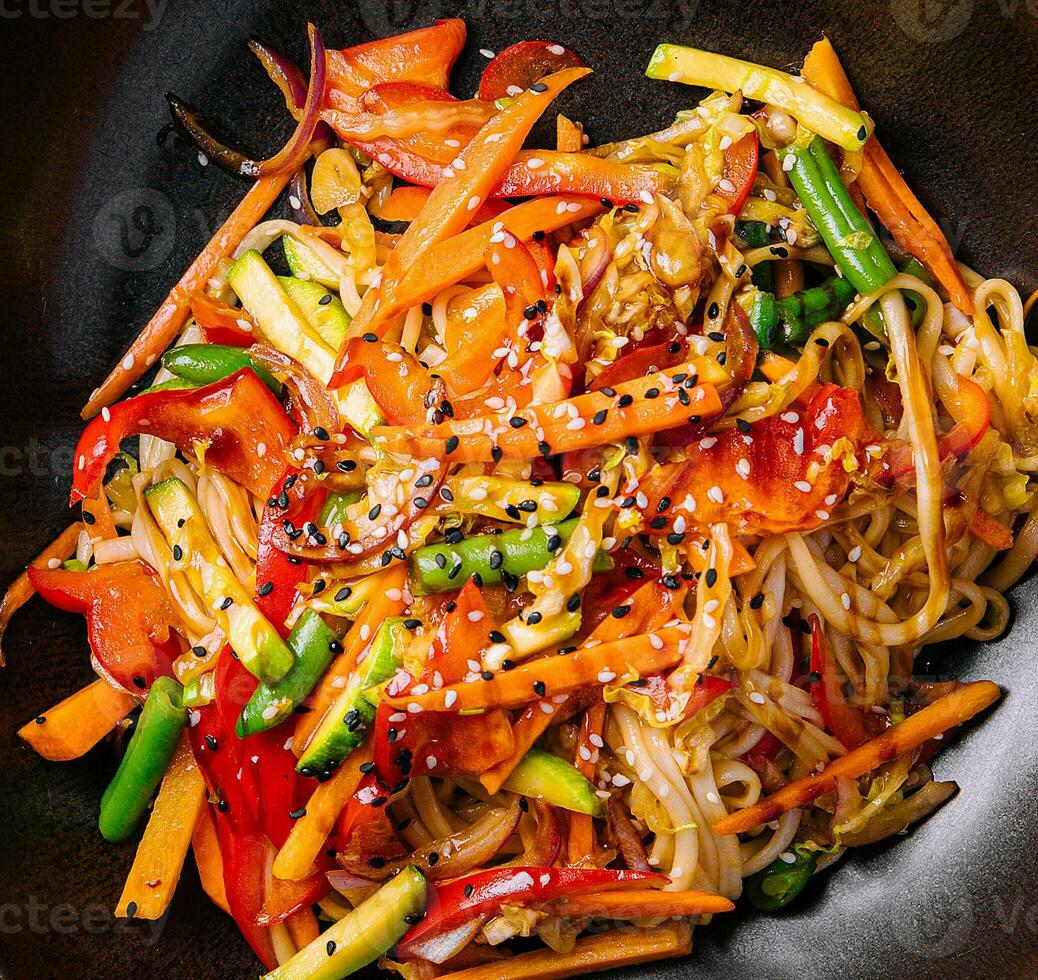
(749, 691, 766, 705)
(467, 610, 484, 622)
(841, 592, 852, 610)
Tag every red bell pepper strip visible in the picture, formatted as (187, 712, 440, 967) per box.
(478, 40, 586, 101)
(641, 383, 872, 537)
(70, 368, 296, 505)
(324, 19, 466, 104)
(27, 561, 180, 692)
(808, 614, 870, 750)
(351, 138, 663, 205)
(373, 581, 514, 784)
(328, 773, 408, 867)
(590, 337, 690, 391)
(333, 65, 590, 355)
(254, 468, 319, 638)
(189, 292, 257, 347)
(397, 867, 666, 960)
(715, 132, 758, 215)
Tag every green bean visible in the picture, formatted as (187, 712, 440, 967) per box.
(736, 220, 774, 292)
(98, 676, 187, 843)
(161, 344, 281, 394)
(751, 274, 856, 348)
(411, 518, 612, 594)
(787, 137, 896, 294)
(237, 610, 341, 736)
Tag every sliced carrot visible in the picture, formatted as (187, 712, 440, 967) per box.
(479, 699, 567, 795)
(0, 523, 80, 665)
(437, 921, 692, 980)
(373, 363, 725, 463)
(384, 627, 688, 712)
(192, 804, 230, 914)
(969, 509, 1013, 551)
(83, 491, 118, 539)
(543, 888, 734, 919)
(115, 735, 206, 919)
(801, 38, 973, 314)
(18, 679, 135, 761)
(387, 195, 602, 318)
(372, 184, 509, 226)
(272, 744, 371, 881)
(714, 680, 1000, 835)
(568, 701, 607, 863)
(292, 565, 407, 752)
(337, 66, 591, 351)
(81, 171, 293, 419)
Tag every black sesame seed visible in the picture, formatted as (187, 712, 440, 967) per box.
(625, 566, 645, 580)
(126, 901, 138, 919)
(35, 715, 46, 725)
(334, 586, 352, 602)
(360, 761, 375, 773)
(530, 81, 548, 92)
(490, 550, 504, 570)
(172, 544, 183, 561)
(527, 611, 543, 625)
(625, 436, 639, 454)
(649, 516, 668, 529)
(533, 680, 546, 696)
(667, 532, 685, 545)
(289, 807, 307, 820)
(415, 474, 433, 488)
(492, 446, 503, 462)
(708, 331, 725, 342)
(592, 409, 608, 425)
(362, 332, 378, 342)
(219, 596, 233, 611)
(337, 459, 357, 473)
(736, 418, 752, 433)
(644, 387, 660, 399)
(708, 302, 719, 319)
(618, 393, 634, 408)
(566, 594, 581, 612)
(314, 426, 330, 441)
(440, 487, 455, 502)
(445, 435, 459, 454)
(509, 416, 527, 429)
(481, 671, 494, 681)
(204, 734, 218, 751)
(403, 618, 421, 630)
(312, 579, 326, 595)
(749, 592, 765, 610)
(82, 510, 95, 526)
(611, 605, 631, 619)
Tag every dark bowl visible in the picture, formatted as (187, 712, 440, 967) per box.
(1, 1, 1037, 977)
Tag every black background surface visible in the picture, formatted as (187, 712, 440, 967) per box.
(1, 1, 1037, 977)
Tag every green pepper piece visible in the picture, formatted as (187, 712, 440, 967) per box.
(410, 518, 612, 594)
(98, 676, 187, 843)
(161, 344, 282, 395)
(745, 845, 818, 911)
(237, 610, 341, 736)
(319, 489, 363, 528)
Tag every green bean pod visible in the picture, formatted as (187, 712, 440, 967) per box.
(237, 610, 341, 737)
(98, 676, 187, 843)
(745, 846, 818, 911)
(411, 518, 612, 594)
(787, 137, 896, 294)
(736, 220, 774, 292)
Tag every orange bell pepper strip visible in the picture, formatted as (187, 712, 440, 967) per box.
(335, 338, 442, 425)
(373, 362, 724, 463)
(81, 171, 293, 419)
(714, 680, 1000, 835)
(386, 195, 602, 321)
(384, 626, 689, 712)
(332, 65, 590, 355)
(292, 565, 407, 752)
(371, 184, 509, 225)
(436, 921, 692, 980)
(272, 745, 371, 881)
(568, 701, 607, 863)
(192, 805, 230, 914)
(115, 735, 206, 919)
(285, 907, 321, 948)
(441, 284, 508, 396)
(440, 235, 546, 396)
(801, 38, 973, 314)
(542, 888, 734, 919)
(0, 522, 80, 665)
(82, 491, 117, 539)
(325, 19, 467, 103)
(18, 679, 135, 761)
(557, 113, 584, 152)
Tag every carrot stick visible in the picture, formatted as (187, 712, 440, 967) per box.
(115, 735, 206, 919)
(285, 906, 321, 947)
(83, 491, 118, 540)
(387, 195, 602, 318)
(371, 185, 509, 226)
(18, 679, 135, 761)
(544, 888, 734, 919)
(480, 700, 566, 795)
(292, 565, 407, 752)
(373, 363, 725, 463)
(568, 701, 607, 863)
(0, 523, 80, 665)
(801, 38, 973, 315)
(969, 509, 1013, 552)
(272, 745, 371, 881)
(81, 171, 293, 419)
(385, 627, 688, 712)
(714, 680, 1000, 835)
(338, 66, 591, 350)
(437, 921, 692, 980)
(192, 805, 230, 914)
